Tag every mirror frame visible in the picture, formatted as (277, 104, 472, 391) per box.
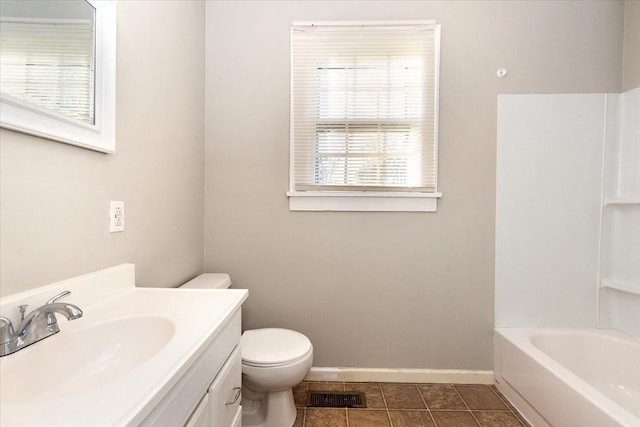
(0, 0, 117, 153)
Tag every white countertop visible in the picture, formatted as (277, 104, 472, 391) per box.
(0, 264, 248, 426)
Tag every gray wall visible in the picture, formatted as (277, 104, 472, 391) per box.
(204, 0, 624, 370)
(623, 0, 640, 91)
(0, 1, 206, 296)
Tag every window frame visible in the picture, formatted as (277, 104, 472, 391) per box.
(288, 20, 442, 212)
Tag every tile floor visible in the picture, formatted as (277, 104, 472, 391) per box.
(292, 382, 531, 427)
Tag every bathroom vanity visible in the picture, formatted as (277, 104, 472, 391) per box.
(0, 264, 248, 426)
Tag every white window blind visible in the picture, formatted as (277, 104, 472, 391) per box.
(0, 19, 95, 124)
(290, 22, 440, 193)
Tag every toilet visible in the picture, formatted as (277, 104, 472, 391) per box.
(180, 274, 313, 427)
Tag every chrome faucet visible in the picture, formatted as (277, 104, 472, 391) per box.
(0, 291, 83, 357)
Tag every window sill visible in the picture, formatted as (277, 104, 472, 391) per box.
(287, 191, 441, 212)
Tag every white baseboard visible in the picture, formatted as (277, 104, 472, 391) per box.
(304, 367, 495, 384)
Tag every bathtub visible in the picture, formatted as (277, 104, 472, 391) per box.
(494, 328, 640, 427)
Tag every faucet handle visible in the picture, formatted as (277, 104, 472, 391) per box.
(44, 291, 73, 327)
(47, 290, 71, 305)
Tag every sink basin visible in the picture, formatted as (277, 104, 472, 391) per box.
(0, 316, 175, 404)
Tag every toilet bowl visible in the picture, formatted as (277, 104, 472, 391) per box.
(241, 328, 313, 427)
(180, 274, 313, 427)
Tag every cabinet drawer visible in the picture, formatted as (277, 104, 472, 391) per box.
(209, 346, 242, 427)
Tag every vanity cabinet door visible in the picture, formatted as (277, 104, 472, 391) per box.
(184, 393, 210, 427)
(230, 409, 242, 427)
(209, 346, 242, 427)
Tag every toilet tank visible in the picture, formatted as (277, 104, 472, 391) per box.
(180, 273, 231, 289)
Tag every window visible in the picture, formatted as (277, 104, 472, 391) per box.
(289, 21, 441, 212)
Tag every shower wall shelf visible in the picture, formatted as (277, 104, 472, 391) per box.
(603, 199, 640, 206)
(600, 280, 640, 296)
(599, 203, 639, 295)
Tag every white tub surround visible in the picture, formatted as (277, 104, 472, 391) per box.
(495, 94, 605, 329)
(494, 328, 640, 427)
(496, 89, 640, 332)
(0, 264, 248, 427)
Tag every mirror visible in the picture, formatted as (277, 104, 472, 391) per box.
(0, 0, 116, 153)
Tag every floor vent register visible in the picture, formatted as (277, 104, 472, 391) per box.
(306, 391, 367, 408)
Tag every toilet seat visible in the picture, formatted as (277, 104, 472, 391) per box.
(242, 328, 313, 367)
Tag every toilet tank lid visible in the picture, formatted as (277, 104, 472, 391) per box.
(181, 273, 231, 289)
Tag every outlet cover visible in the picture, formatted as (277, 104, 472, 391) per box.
(110, 201, 124, 232)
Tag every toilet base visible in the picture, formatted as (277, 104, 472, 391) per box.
(241, 387, 297, 427)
